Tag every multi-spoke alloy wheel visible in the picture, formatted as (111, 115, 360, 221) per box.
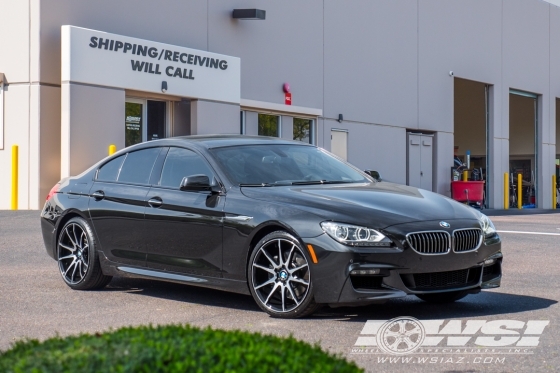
(249, 231, 318, 318)
(58, 223, 90, 285)
(57, 217, 112, 290)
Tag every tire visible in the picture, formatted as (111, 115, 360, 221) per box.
(57, 217, 112, 290)
(248, 231, 321, 318)
(415, 290, 469, 304)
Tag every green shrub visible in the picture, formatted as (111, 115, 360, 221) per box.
(0, 324, 362, 373)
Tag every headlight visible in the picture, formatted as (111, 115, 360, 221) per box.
(479, 214, 497, 239)
(320, 222, 393, 247)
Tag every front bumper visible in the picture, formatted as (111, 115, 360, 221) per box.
(303, 219, 502, 305)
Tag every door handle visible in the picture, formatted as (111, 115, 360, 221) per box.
(148, 197, 163, 208)
(91, 191, 105, 200)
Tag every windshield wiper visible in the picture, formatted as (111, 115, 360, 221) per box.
(239, 183, 274, 187)
(321, 180, 357, 184)
(291, 180, 357, 185)
(291, 180, 327, 185)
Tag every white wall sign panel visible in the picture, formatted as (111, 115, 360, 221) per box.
(61, 26, 240, 103)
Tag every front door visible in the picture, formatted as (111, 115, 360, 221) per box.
(144, 147, 224, 277)
(125, 99, 167, 147)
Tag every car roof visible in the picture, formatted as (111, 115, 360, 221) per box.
(164, 135, 314, 149)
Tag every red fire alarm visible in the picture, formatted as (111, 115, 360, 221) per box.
(283, 83, 292, 105)
(285, 92, 292, 105)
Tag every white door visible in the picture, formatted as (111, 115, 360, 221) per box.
(407, 134, 422, 188)
(407, 133, 433, 191)
(420, 136, 433, 190)
(331, 130, 348, 161)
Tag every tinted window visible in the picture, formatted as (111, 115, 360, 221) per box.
(118, 148, 161, 184)
(258, 114, 279, 137)
(293, 118, 312, 143)
(97, 155, 125, 182)
(160, 148, 214, 188)
(210, 145, 367, 186)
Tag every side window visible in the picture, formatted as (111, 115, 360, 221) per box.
(118, 148, 161, 184)
(97, 155, 126, 182)
(160, 148, 214, 188)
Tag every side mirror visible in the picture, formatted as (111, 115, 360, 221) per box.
(180, 174, 211, 191)
(364, 170, 382, 182)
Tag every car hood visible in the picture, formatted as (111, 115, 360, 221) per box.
(240, 181, 481, 229)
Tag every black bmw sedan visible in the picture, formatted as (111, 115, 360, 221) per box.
(41, 136, 502, 318)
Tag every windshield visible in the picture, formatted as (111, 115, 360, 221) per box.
(210, 144, 369, 186)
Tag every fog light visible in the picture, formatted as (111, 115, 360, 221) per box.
(484, 258, 495, 266)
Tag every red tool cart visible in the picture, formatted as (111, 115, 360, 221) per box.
(451, 181, 484, 208)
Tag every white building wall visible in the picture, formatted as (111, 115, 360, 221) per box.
(61, 84, 125, 177)
(0, 86, 31, 209)
(502, 0, 552, 208)
(2, 0, 560, 209)
(0, 0, 39, 209)
(39, 85, 62, 205)
(418, 1, 503, 200)
(190, 100, 240, 136)
(323, 0, 418, 128)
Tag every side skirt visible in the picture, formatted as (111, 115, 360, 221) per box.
(99, 252, 250, 295)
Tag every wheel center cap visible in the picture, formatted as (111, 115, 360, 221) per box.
(278, 270, 288, 282)
(77, 251, 81, 257)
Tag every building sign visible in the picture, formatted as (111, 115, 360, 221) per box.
(61, 26, 240, 103)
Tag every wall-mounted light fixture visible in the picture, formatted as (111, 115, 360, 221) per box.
(232, 9, 266, 20)
(161, 81, 168, 93)
(338, 114, 343, 123)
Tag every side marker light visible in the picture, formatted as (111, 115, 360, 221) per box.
(306, 244, 318, 264)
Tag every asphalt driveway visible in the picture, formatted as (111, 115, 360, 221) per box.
(1, 210, 559, 372)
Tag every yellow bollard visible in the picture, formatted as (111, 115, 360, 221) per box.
(108, 144, 116, 156)
(11, 145, 18, 210)
(553, 175, 557, 209)
(504, 173, 509, 210)
(517, 174, 522, 209)
(462, 170, 468, 181)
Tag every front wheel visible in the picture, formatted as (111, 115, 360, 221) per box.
(415, 290, 469, 304)
(57, 217, 112, 290)
(248, 231, 320, 318)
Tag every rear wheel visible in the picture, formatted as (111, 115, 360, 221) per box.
(57, 217, 112, 290)
(415, 290, 469, 304)
(248, 231, 320, 318)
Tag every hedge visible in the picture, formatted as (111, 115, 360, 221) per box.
(0, 324, 362, 373)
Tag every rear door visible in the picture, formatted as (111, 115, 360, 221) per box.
(144, 147, 225, 277)
(88, 147, 164, 267)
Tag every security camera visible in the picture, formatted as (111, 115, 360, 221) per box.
(449, 71, 454, 77)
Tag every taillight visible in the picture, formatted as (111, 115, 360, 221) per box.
(46, 184, 60, 201)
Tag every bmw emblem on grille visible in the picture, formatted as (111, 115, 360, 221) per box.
(439, 221, 450, 228)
